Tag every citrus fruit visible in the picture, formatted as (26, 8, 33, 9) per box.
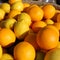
(0, 3, 10, 13)
(7, 9, 21, 18)
(0, 45, 3, 59)
(24, 32, 39, 50)
(0, 53, 13, 60)
(0, 8, 5, 21)
(45, 19, 54, 25)
(36, 25, 59, 50)
(57, 42, 60, 48)
(57, 13, 60, 22)
(0, 28, 16, 47)
(42, 4, 56, 19)
(14, 41, 36, 60)
(18, 12, 31, 26)
(27, 4, 44, 21)
(11, 1, 24, 12)
(44, 48, 60, 60)
(9, 0, 22, 5)
(14, 21, 29, 39)
(32, 21, 47, 32)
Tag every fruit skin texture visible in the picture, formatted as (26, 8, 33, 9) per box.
(44, 48, 60, 60)
(18, 13, 31, 26)
(42, 4, 56, 19)
(0, 3, 10, 13)
(9, 0, 22, 5)
(0, 28, 16, 47)
(0, 53, 13, 60)
(14, 41, 36, 60)
(0, 9, 5, 21)
(14, 21, 29, 39)
(11, 1, 24, 12)
(0, 45, 3, 59)
(27, 5, 44, 21)
(36, 25, 59, 50)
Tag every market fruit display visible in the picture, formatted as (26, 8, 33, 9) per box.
(0, 0, 60, 60)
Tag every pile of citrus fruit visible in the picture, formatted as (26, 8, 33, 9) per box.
(0, 0, 60, 60)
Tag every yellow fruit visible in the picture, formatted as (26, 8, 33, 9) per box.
(0, 45, 3, 59)
(0, 3, 10, 13)
(18, 13, 31, 26)
(57, 42, 60, 48)
(0, 9, 5, 21)
(42, 4, 56, 19)
(45, 19, 54, 24)
(44, 48, 60, 60)
(14, 21, 29, 39)
(9, 0, 22, 5)
(0, 28, 16, 47)
(11, 1, 24, 11)
(14, 41, 36, 60)
(0, 53, 13, 60)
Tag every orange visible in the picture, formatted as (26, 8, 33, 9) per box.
(44, 48, 60, 60)
(57, 41, 60, 48)
(24, 32, 39, 50)
(45, 19, 54, 25)
(31, 21, 47, 32)
(57, 13, 60, 22)
(54, 23, 60, 30)
(14, 41, 36, 60)
(9, 0, 22, 5)
(27, 4, 44, 21)
(36, 25, 59, 50)
(42, 4, 56, 19)
(7, 9, 21, 18)
(0, 28, 16, 47)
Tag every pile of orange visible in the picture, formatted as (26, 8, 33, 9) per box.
(0, 0, 60, 60)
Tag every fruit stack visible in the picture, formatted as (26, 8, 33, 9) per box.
(0, 0, 60, 60)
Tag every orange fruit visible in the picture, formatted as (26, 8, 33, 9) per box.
(45, 19, 54, 25)
(24, 32, 39, 50)
(9, 0, 22, 5)
(57, 13, 60, 22)
(7, 9, 21, 18)
(0, 28, 16, 47)
(32, 21, 47, 32)
(14, 41, 36, 60)
(42, 4, 56, 19)
(27, 4, 44, 21)
(57, 41, 60, 48)
(36, 25, 59, 50)
(54, 23, 60, 30)
(44, 48, 60, 60)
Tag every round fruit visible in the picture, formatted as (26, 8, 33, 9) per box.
(0, 3, 10, 13)
(0, 8, 5, 21)
(44, 48, 60, 60)
(36, 25, 59, 50)
(32, 21, 47, 32)
(11, 1, 24, 11)
(14, 21, 29, 39)
(14, 41, 35, 60)
(0, 28, 16, 47)
(27, 4, 44, 21)
(18, 13, 31, 26)
(0, 53, 13, 60)
(24, 32, 39, 50)
(9, 0, 22, 5)
(0, 45, 3, 59)
(57, 13, 60, 22)
(42, 4, 56, 19)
